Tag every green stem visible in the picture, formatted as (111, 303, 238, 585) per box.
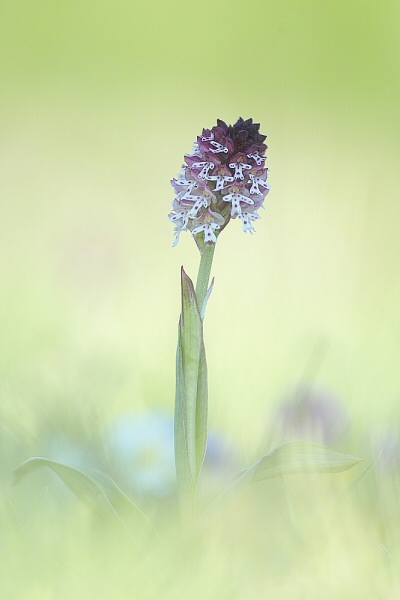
(175, 242, 215, 525)
(195, 243, 215, 312)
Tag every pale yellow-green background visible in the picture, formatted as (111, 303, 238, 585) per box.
(1, 1, 400, 597)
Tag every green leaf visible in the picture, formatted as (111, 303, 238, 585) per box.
(195, 336, 208, 476)
(235, 441, 363, 485)
(199, 442, 362, 532)
(174, 321, 195, 498)
(14, 457, 155, 533)
(174, 267, 208, 501)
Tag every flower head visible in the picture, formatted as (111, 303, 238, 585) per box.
(169, 117, 270, 246)
(272, 386, 349, 445)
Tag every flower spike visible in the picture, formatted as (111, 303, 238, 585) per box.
(169, 118, 270, 245)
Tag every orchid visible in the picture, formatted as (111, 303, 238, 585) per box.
(169, 119, 361, 521)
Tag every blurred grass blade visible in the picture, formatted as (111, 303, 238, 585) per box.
(235, 441, 362, 485)
(14, 457, 155, 532)
(175, 267, 208, 508)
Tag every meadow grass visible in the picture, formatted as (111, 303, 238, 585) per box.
(2, 2, 400, 597)
(2, 110, 400, 598)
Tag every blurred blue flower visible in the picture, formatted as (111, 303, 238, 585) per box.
(200, 430, 239, 497)
(104, 410, 239, 498)
(271, 385, 348, 445)
(206, 432, 237, 469)
(104, 410, 176, 497)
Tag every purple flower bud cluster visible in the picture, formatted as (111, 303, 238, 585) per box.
(169, 118, 270, 246)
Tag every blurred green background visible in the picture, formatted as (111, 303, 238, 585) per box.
(1, 1, 400, 598)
